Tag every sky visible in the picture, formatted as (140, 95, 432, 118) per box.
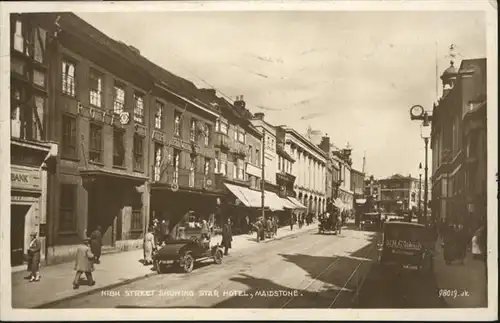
(76, 10, 486, 179)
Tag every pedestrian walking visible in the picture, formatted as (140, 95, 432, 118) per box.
(222, 218, 233, 255)
(245, 215, 250, 234)
(143, 227, 156, 266)
(90, 226, 102, 264)
(26, 232, 41, 282)
(73, 237, 96, 289)
(273, 217, 278, 237)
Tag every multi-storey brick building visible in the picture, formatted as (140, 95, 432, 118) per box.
(378, 174, 420, 213)
(431, 58, 487, 229)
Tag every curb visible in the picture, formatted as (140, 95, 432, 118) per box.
(34, 272, 158, 309)
(33, 226, 316, 308)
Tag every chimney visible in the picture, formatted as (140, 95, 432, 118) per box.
(234, 95, 246, 109)
(319, 135, 331, 154)
(254, 112, 265, 120)
(128, 45, 141, 55)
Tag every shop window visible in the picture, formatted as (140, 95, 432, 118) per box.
(133, 133, 144, 172)
(155, 101, 163, 129)
(89, 123, 103, 163)
(62, 60, 76, 97)
(133, 93, 144, 124)
(131, 209, 143, 232)
(113, 127, 125, 167)
(174, 111, 182, 137)
(113, 83, 125, 115)
(89, 69, 103, 108)
(59, 184, 77, 233)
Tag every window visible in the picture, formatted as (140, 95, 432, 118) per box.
(134, 93, 144, 124)
(174, 111, 182, 137)
(113, 84, 125, 115)
(189, 155, 196, 187)
(131, 208, 143, 232)
(89, 70, 103, 108)
(236, 159, 245, 180)
(215, 151, 227, 176)
(32, 96, 45, 140)
(248, 145, 253, 162)
(33, 69, 45, 88)
(278, 156, 281, 171)
(11, 92, 46, 141)
(133, 134, 144, 171)
(33, 27, 47, 63)
(61, 115, 77, 158)
(220, 121, 228, 135)
(62, 60, 76, 96)
(256, 148, 260, 166)
(233, 126, 238, 141)
(173, 149, 180, 183)
(113, 128, 125, 167)
(155, 101, 163, 129)
(204, 158, 210, 176)
(190, 119, 197, 142)
(153, 143, 163, 182)
(238, 130, 246, 143)
(204, 124, 210, 146)
(89, 123, 103, 163)
(13, 20, 24, 52)
(59, 184, 77, 232)
(215, 119, 221, 132)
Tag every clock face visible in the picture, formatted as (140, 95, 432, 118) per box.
(410, 105, 424, 118)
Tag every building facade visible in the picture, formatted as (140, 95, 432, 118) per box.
(431, 58, 487, 229)
(281, 127, 327, 216)
(10, 13, 58, 266)
(332, 148, 354, 212)
(350, 168, 365, 199)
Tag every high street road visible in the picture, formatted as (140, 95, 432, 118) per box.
(48, 227, 444, 308)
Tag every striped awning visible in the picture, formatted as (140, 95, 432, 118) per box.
(287, 197, 307, 209)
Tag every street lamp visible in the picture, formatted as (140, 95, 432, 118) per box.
(418, 162, 423, 219)
(410, 105, 433, 226)
(420, 117, 431, 225)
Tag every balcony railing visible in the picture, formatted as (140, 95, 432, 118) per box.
(231, 142, 248, 157)
(214, 133, 230, 150)
(158, 165, 215, 191)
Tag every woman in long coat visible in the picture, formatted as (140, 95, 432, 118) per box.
(90, 226, 102, 264)
(143, 227, 156, 265)
(222, 218, 233, 255)
(27, 232, 41, 282)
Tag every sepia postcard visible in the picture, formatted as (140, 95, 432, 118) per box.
(0, 0, 497, 321)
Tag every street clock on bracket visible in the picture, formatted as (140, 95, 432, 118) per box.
(410, 105, 424, 119)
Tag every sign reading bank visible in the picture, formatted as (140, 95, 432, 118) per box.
(11, 166, 41, 192)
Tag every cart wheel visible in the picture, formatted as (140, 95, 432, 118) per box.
(214, 249, 223, 264)
(182, 254, 194, 273)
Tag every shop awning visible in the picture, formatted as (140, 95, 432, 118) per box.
(281, 197, 299, 209)
(224, 183, 261, 208)
(264, 191, 286, 211)
(287, 197, 307, 209)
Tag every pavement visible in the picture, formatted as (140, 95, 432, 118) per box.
(46, 227, 379, 308)
(10, 223, 317, 309)
(432, 237, 488, 308)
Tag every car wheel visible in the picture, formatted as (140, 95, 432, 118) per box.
(182, 254, 194, 273)
(214, 249, 223, 264)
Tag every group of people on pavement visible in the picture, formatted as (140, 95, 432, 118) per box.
(252, 216, 278, 242)
(440, 219, 487, 265)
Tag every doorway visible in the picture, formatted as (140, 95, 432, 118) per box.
(11, 204, 30, 266)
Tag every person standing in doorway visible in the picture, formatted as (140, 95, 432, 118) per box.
(90, 226, 102, 264)
(222, 218, 233, 255)
(73, 237, 96, 289)
(26, 232, 41, 282)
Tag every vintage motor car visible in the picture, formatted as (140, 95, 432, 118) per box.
(378, 221, 435, 274)
(318, 214, 339, 234)
(153, 226, 224, 274)
(360, 212, 383, 230)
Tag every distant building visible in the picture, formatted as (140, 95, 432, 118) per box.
(378, 174, 420, 213)
(350, 168, 365, 198)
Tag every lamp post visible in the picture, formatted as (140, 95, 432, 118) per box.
(418, 162, 422, 219)
(410, 105, 432, 226)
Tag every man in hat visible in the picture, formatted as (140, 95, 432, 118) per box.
(27, 232, 41, 282)
(73, 236, 96, 289)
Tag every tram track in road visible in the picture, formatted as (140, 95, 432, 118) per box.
(280, 232, 380, 309)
